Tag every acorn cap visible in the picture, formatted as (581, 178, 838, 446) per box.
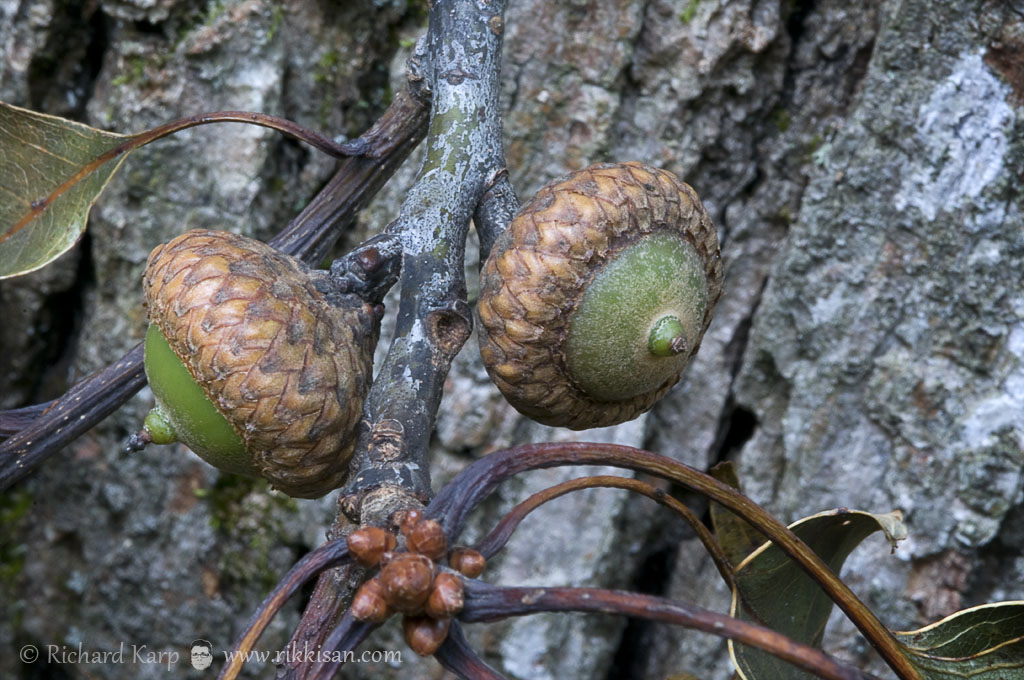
(477, 162, 722, 429)
(143, 229, 378, 498)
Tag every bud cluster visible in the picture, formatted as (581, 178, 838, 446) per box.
(346, 510, 488, 656)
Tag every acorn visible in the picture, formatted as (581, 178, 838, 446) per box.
(140, 229, 379, 498)
(477, 162, 722, 430)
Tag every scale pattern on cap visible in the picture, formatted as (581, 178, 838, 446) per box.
(144, 230, 377, 498)
(477, 162, 722, 429)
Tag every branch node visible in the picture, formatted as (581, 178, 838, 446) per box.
(407, 35, 432, 105)
(426, 302, 473, 356)
(342, 484, 427, 528)
(329, 233, 402, 304)
(370, 419, 406, 462)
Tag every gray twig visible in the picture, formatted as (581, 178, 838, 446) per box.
(278, 3, 513, 675)
(340, 0, 511, 513)
(474, 168, 519, 262)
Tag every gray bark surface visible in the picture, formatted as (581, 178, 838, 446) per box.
(2, 0, 1022, 679)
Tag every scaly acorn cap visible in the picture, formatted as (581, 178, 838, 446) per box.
(477, 162, 722, 429)
(143, 229, 378, 498)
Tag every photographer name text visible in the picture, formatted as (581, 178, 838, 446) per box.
(39, 642, 178, 670)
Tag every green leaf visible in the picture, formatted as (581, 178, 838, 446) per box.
(895, 601, 1024, 679)
(728, 508, 907, 680)
(0, 102, 352, 279)
(709, 461, 765, 567)
(0, 101, 137, 278)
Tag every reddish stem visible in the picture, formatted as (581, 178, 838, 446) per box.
(474, 474, 735, 588)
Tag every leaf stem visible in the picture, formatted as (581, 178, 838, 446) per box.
(435, 621, 509, 679)
(0, 111, 352, 247)
(428, 442, 922, 680)
(474, 474, 735, 588)
(130, 110, 355, 158)
(217, 538, 352, 680)
(461, 581, 884, 680)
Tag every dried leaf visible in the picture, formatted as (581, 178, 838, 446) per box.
(728, 508, 907, 680)
(0, 101, 137, 278)
(895, 600, 1024, 679)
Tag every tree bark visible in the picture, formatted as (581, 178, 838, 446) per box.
(2, 1, 1022, 679)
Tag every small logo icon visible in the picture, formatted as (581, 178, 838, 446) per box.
(190, 639, 214, 671)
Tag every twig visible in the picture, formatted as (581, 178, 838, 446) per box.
(280, 3, 512, 673)
(435, 621, 509, 680)
(269, 86, 429, 264)
(329, 232, 404, 304)
(218, 539, 352, 680)
(473, 169, 518, 262)
(339, 0, 511, 506)
(460, 581, 883, 680)
(0, 345, 145, 490)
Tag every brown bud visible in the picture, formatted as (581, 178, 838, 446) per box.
(394, 508, 424, 536)
(378, 550, 397, 568)
(449, 547, 486, 578)
(424, 572, 464, 619)
(402, 615, 451, 656)
(406, 519, 446, 561)
(350, 578, 391, 623)
(346, 527, 397, 567)
(378, 553, 436, 614)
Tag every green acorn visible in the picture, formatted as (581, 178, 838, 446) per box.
(139, 229, 378, 498)
(477, 162, 722, 430)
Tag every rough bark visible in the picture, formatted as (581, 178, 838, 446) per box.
(2, 0, 1022, 679)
